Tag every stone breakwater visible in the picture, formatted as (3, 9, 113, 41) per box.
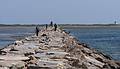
(0, 27, 120, 69)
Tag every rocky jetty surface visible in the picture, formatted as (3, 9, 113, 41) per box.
(0, 26, 120, 69)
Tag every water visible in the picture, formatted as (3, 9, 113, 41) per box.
(65, 27, 120, 61)
(0, 27, 35, 48)
(0, 26, 120, 61)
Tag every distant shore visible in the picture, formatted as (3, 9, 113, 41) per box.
(1, 24, 120, 27)
(1, 24, 120, 30)
(62, 25, 120, 29)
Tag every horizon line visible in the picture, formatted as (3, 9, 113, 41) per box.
(0, 22, 119, 25)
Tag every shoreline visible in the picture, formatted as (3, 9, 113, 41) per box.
(1, 25, 120, 29)
(0, 26, 120, 69)
(62, 25, 120, 29)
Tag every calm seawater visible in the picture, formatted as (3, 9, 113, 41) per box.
(65, 27, 120, 61)
(0, 27, 35, 48)
(0, 27, 120, 61)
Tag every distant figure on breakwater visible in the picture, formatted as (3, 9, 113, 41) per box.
(35, 26, 39, 36)
(50, 21, 53, 27)
(45, 24, 48, 30)
(114, 21, 117, 25)
(54, 23, 57, 31)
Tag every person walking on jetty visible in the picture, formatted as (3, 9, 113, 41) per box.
(35, 26, 39, 36)
(54, 23, 57, 31)
(50, 21, 53, 27)
(45, 24, 48, 30)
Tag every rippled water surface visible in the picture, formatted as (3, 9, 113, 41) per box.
(0, 27, 35, 48)
(66, 27, 120, 61)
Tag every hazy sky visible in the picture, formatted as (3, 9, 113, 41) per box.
(0, 0, 120, 24)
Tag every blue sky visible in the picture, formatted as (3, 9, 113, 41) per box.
(0, 0, 120, 24)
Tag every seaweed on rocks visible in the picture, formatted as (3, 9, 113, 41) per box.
(0, 50, 7, 55)
(10, 48, 19, 51)
(24, 52, 34, 56)
(41, 34, 47, 37)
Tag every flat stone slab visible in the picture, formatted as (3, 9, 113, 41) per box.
(36, 59, 64, 68)
(0, 61, 25, 67)
(0, 55, 29, 61)
(34, 51, 69, 59)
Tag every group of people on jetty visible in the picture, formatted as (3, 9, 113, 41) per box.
(35, 21, 57, 36)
